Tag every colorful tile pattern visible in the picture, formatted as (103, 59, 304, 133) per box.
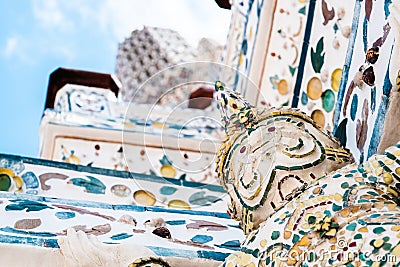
(212, 79, 400, 265)
(334, 0, 395, 163)
(220, 141, 400, 266)
(257, 0, 308, 107)
(53, 138, 217, 184)
(225, 0, 271, 104)
(215, 82, 352, 234)
(234, 0, 264, 90)
(54, 85, 117, 117)
(220, 0, 249, 89)
(294, 0, 355, 131)
(0, 192, 244, 261)
(42, 85, 224, 184)
(0, 154, 227, 212)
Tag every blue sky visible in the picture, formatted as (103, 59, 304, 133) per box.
(0, 0, 231, 157)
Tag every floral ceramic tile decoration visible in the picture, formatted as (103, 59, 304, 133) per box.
(41, 84, 223, 184)
(54, 85, 118, 117)
(0, 154, 228, 212)
(294, 0, 355, 132)
(0, 192, 244, 261)
(52, 138, 218, 184)
(334, 0, 394, 163)
(220, 0, 249, 89)
(233, 0, 262, 86)
(256, 0, 308, 108)
(228, 0, 280, 106)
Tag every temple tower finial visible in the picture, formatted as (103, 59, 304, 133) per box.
(214, 81, 258, 134)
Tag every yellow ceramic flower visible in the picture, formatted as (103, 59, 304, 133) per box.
(0, 168, 24, 191)
(313, 216, 339, 238)
(66, 154, 81, 164)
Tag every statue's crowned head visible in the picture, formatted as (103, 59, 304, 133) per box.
(214, 81, 353, 233)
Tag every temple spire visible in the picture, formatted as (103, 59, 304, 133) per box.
(214, 81, 258, 134)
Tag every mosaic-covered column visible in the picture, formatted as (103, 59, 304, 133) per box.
(221, 0, 277, 105)
(219, 0, 251, 90)
(224, 0, 355, 129)
(292, 0, 355, 131)
(333, 0, 396, 163)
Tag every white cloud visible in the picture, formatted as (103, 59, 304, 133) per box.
(27, 0, 232, 67)
(94, 0, 231, 46)
(4, 37, 18, 57)
(32, 0, 72, 31)
(2, 36, 36, 64)
(31, 0, 231, 47)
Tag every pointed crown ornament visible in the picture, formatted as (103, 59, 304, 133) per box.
(213, 81, 353, 234)
(215, 81, 258, 134)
